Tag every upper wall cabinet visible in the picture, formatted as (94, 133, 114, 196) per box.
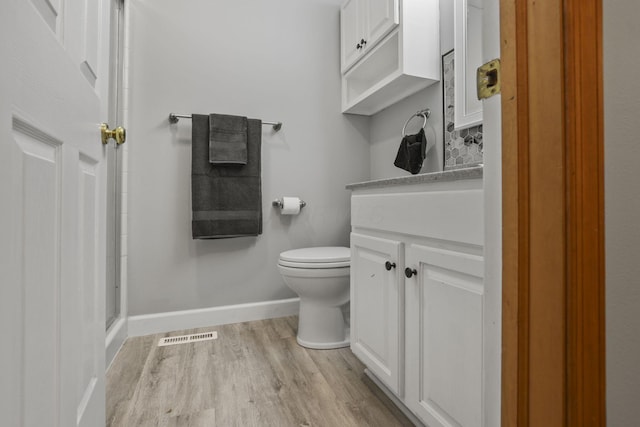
(341, 0, 399, 73)
(454, 0, 484, 129)
(341, 0, 440, 116)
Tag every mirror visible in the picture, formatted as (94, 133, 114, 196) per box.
(454, 0, 483, 129)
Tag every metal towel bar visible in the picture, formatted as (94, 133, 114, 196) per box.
(168, 113, 282, 131)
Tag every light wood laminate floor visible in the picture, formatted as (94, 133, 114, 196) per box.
(107, 316, 414, 427)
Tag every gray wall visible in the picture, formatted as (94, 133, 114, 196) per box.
(126, 0, 370, 315)
(368, 0, 453, 179)
(125, 0, 640, 418)
(604, 1, 640, 425)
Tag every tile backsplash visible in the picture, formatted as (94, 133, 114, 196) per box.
(445, 124, 483, 168)
(442, 50, 483, 169)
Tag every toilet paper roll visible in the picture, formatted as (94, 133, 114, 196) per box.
(281, 197, 301, 215)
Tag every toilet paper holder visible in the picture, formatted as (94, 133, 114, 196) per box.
(272, 198, 306, 209)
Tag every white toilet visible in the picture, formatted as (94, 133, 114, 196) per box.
(277, 246, 350, 349)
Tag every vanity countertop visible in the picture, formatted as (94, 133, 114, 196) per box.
(346, 165, 483, 191)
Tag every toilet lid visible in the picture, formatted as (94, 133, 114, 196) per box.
(279, 246, 350, 268)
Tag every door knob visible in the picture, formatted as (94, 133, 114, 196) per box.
(405, 267, 417, 278)
(385, 261, 396, 271)
(101, 123, 126, 145)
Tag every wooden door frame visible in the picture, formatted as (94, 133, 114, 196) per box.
(501, 0, 605, 426)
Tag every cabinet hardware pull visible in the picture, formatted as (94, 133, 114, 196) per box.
(405, 267, 417, 278)
(385, 261, 396, 271)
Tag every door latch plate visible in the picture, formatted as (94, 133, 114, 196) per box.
(477, 59, 501, 100)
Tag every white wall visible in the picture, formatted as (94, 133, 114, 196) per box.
(604, 1, 640, 425)
(126, 0, 370, 315)
(368, 0, 453, 179)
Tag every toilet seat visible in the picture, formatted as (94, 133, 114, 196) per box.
(278, 246, 350, 269)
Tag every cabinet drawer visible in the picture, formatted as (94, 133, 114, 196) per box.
(351, 188, 483, 246)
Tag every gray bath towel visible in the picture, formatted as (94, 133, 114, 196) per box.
(192, 114, 262, 239)
(209, 113, 248, 164)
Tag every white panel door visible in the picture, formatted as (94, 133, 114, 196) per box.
(350, 233, 404, 395)
(405, 244, 484, 427)
(480, 0, 503, 425)
(0, 0, 113, 426)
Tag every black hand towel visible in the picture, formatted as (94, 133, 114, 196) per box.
(191, 114, 262, 239)
(393, 128, 427, 174)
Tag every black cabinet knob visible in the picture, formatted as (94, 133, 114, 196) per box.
(385, 261, 396, 271)
(360, 38, 366, 45)
(405, 267, 417, 278)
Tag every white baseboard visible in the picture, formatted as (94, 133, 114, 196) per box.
(127, 297, 300, 337)
(105, 317, 128, 370)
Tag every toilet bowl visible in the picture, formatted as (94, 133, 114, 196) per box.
(278, 246, 350, 349)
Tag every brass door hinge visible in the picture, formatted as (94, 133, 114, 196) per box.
(477, 59, 501, 100)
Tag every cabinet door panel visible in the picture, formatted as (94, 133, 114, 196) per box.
(341, 0, 363, 72)
(365, 0, 399, 50)
(454, 0, 484, 128)
(406, 244, 484, 427)
(350, 233, 403, 395)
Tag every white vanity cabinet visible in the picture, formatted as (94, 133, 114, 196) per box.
(404, 244, 484, 427)
(340, 0, 440, 115)
(349, 171, 484, 427)
(350, 233, 404, 395)
(340, 0, 399, 73)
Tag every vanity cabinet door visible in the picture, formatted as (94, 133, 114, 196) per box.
(350, 232, 404, 395)
(405, 243, 484, 427)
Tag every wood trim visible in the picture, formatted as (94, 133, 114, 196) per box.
(500, 0, 605, 425)
(528, 0, 567, 424)
(564, 0, 606, 425)
(500, 0, 528, 425)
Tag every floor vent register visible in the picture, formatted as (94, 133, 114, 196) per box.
(158, 331, 218, 347)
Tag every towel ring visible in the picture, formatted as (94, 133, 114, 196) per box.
(402, 109, 431, 137)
